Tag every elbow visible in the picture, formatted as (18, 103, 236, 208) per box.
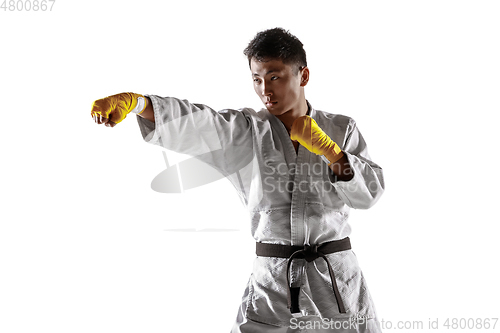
(346, 183, 385, 210)
(362, 179, 385, 209)
(356, 190, 384, 209)
(333, 166, 385, 209)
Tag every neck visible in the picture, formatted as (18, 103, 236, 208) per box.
(277, 98, 309, 134)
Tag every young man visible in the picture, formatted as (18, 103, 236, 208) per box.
(91, 28, 385, 332)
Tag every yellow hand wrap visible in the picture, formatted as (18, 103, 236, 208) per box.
(290, 115, 344, 165)
(91, 92, 146, 124)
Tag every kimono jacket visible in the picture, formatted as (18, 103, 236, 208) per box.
(136, 95, 385, 332)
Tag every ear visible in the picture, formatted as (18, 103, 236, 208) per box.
(300, 66, 310, 87)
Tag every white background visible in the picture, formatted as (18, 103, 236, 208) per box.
(1, 0, 499, 332)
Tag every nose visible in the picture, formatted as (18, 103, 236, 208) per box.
(261, 82, 273, 97)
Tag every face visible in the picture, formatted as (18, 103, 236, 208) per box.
(250, 58, 309, 118)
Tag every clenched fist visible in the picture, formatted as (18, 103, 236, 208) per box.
(290, 115, 344, 165)
(91, 92, 147, 127)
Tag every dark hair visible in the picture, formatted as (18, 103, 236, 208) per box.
(243, 27, 307, 74)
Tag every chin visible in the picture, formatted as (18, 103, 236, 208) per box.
(264, 103, 282, 114)
(267, 108, 283, 116)
(268, 108, 288, 117)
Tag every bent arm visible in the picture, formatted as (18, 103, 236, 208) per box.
(329, 122, 384, 209)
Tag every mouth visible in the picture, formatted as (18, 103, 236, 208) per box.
(265, 101, 277, 107)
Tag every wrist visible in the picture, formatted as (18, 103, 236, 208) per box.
(328, 154, 353, 181)
(130, 94, 147, 114)
(324, 150, 344, 166)
(137, 97, 155, 123)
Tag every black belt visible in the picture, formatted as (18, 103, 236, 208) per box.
(256, 237, 351, 314)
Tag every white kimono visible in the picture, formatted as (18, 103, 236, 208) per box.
(136, 95, 385, 332)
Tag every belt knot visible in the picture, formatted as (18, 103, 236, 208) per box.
(303, 244, 319, 262)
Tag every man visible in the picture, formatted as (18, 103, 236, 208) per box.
(91, 28, 385, 332)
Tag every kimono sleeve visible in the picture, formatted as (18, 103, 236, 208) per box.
(136, 95, 254, 176)
(329, 120, 385, 209)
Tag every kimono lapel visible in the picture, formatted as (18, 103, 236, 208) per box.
(266, 111, 297, 167)
(265, 103, 318, 247)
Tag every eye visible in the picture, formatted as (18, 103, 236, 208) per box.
(253, 78, 262, 84)
(271, 76, 278, 81)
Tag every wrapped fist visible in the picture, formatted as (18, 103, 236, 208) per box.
(91, 92, 147, 127)
(290, 115, 344, 165)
